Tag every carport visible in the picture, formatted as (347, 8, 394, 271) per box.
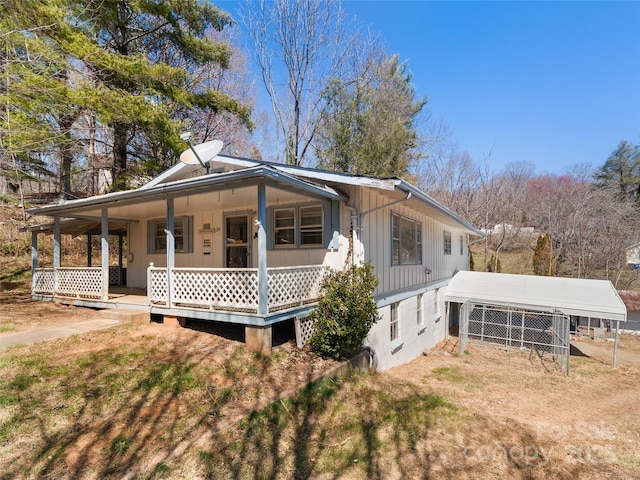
(445, 271, 628, 373)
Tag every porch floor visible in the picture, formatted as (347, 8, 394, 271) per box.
(106, 294, 149, 307)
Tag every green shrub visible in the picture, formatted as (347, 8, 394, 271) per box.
(309, 263, 380, 359)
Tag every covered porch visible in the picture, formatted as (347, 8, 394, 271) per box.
(25, 165, 344, 344)
(31, 263, 328, 319)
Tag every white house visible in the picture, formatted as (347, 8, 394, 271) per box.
(23, 155, 482, 370)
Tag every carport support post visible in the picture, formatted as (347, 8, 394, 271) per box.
(101, 208, 109, 301)
(613, 320, 620, 367)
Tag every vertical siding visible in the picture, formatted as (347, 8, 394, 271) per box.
(358, 188, 471, 297)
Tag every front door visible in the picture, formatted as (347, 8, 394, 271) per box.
(225, 215, 250, 268)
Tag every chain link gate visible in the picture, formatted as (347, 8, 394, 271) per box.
(458, 302, 571, 374)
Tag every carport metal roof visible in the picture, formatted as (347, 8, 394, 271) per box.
(445, 271, 627, 322)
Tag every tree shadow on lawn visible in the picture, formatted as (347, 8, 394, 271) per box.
(0, 324, 625, 480)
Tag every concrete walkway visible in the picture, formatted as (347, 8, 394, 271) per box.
(0, 318, 122, 350)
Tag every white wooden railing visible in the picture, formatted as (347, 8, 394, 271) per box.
(33, 268, 55, 295)
(267, 265, 327, 311)
(33, 267, 103, 299)
(148, 264, 328, 314)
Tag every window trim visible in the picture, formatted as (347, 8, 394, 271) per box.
(444, 230, 452, 255)
(390, 302, 403, 352)
(460, 234, 464, 255)
(147, 216, 193, 254)
(391, 212, 423, 266)
(390, 302, 399, 342)
(417, 293, 426, 334)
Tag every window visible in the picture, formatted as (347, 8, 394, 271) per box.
(444, 230, 452, 255)
(300, 205, 323, 245)
(390, 302, 399, 341)
(460, 235, 464, 255)
(392, 213, 423, 265)
(273, 204, 324, 248)
(417, 293, 424, 327)
(147, 216, 193, 254)
(274, 208, 295, 246)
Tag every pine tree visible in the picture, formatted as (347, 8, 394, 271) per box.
(0, 0, 252, 194)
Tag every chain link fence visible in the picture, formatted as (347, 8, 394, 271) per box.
(458, 302, 571, 374)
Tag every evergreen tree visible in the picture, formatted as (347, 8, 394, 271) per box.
(315, 54, 426, 178)
(594, 140, 640, 204)
(0, 0, 252, 194)
(532, 232, 556, 276)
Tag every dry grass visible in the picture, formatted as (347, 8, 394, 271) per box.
(1, 304, 640, 479)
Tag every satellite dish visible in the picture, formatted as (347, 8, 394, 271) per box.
(179, 140, 224, 166)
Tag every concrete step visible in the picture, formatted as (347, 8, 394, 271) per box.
(98, 308, 150, 325)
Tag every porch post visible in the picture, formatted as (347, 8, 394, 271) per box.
(53, 216, 60, 295)
(166, 198, 175, 307)
(31, 231, 38, 293)
(101, 208, 109, 301)
(118, 233, 124, 285)
(87, 234, 92, 267)
(257, 182, 267, 316)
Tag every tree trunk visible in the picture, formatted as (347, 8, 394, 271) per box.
(113, 122, 128, 190)
(58, 113, 76, 200)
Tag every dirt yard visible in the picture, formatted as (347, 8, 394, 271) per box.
(1, 293, 639, 479)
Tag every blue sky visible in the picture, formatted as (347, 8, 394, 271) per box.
(221, 1, 640, 175)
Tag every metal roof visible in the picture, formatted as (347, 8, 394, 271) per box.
(209, 156, 483, 236)
(27, 165, 345, 217)
(26, 156, 483, 237)
(445, 271, 627, 322)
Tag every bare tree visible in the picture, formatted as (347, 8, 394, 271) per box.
(173, 27, 262, 159)
(417, 119, 482, 221)
(244, 0, 356, 166)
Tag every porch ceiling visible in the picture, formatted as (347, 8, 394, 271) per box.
(23, 218, 128, 236)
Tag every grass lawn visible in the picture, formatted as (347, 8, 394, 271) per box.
(1, 309, 639, 479)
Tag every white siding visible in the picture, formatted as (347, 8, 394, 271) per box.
(124, 188, 351, 289)
(357, 188, 469, 297)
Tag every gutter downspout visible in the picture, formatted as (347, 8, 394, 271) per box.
(345, 192, 413, 266)
(359, 192, 411, 217)
(344, 205, 359, 266)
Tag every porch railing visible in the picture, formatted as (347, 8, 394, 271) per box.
(267, 265, 327, 312)
(33, 267, 103, 299)
(148, 264, 328, 314)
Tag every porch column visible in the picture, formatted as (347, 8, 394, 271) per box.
(166, 198, 175, 307)
(53, 216, 60, 295)
(257, 182, 268, 316)
(118, 233, 124, 285)
(101, 208, 109, 301)
(31, 231, 38, 293)
(87, 234, 92, 267)
(53, 216, 61, 269)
